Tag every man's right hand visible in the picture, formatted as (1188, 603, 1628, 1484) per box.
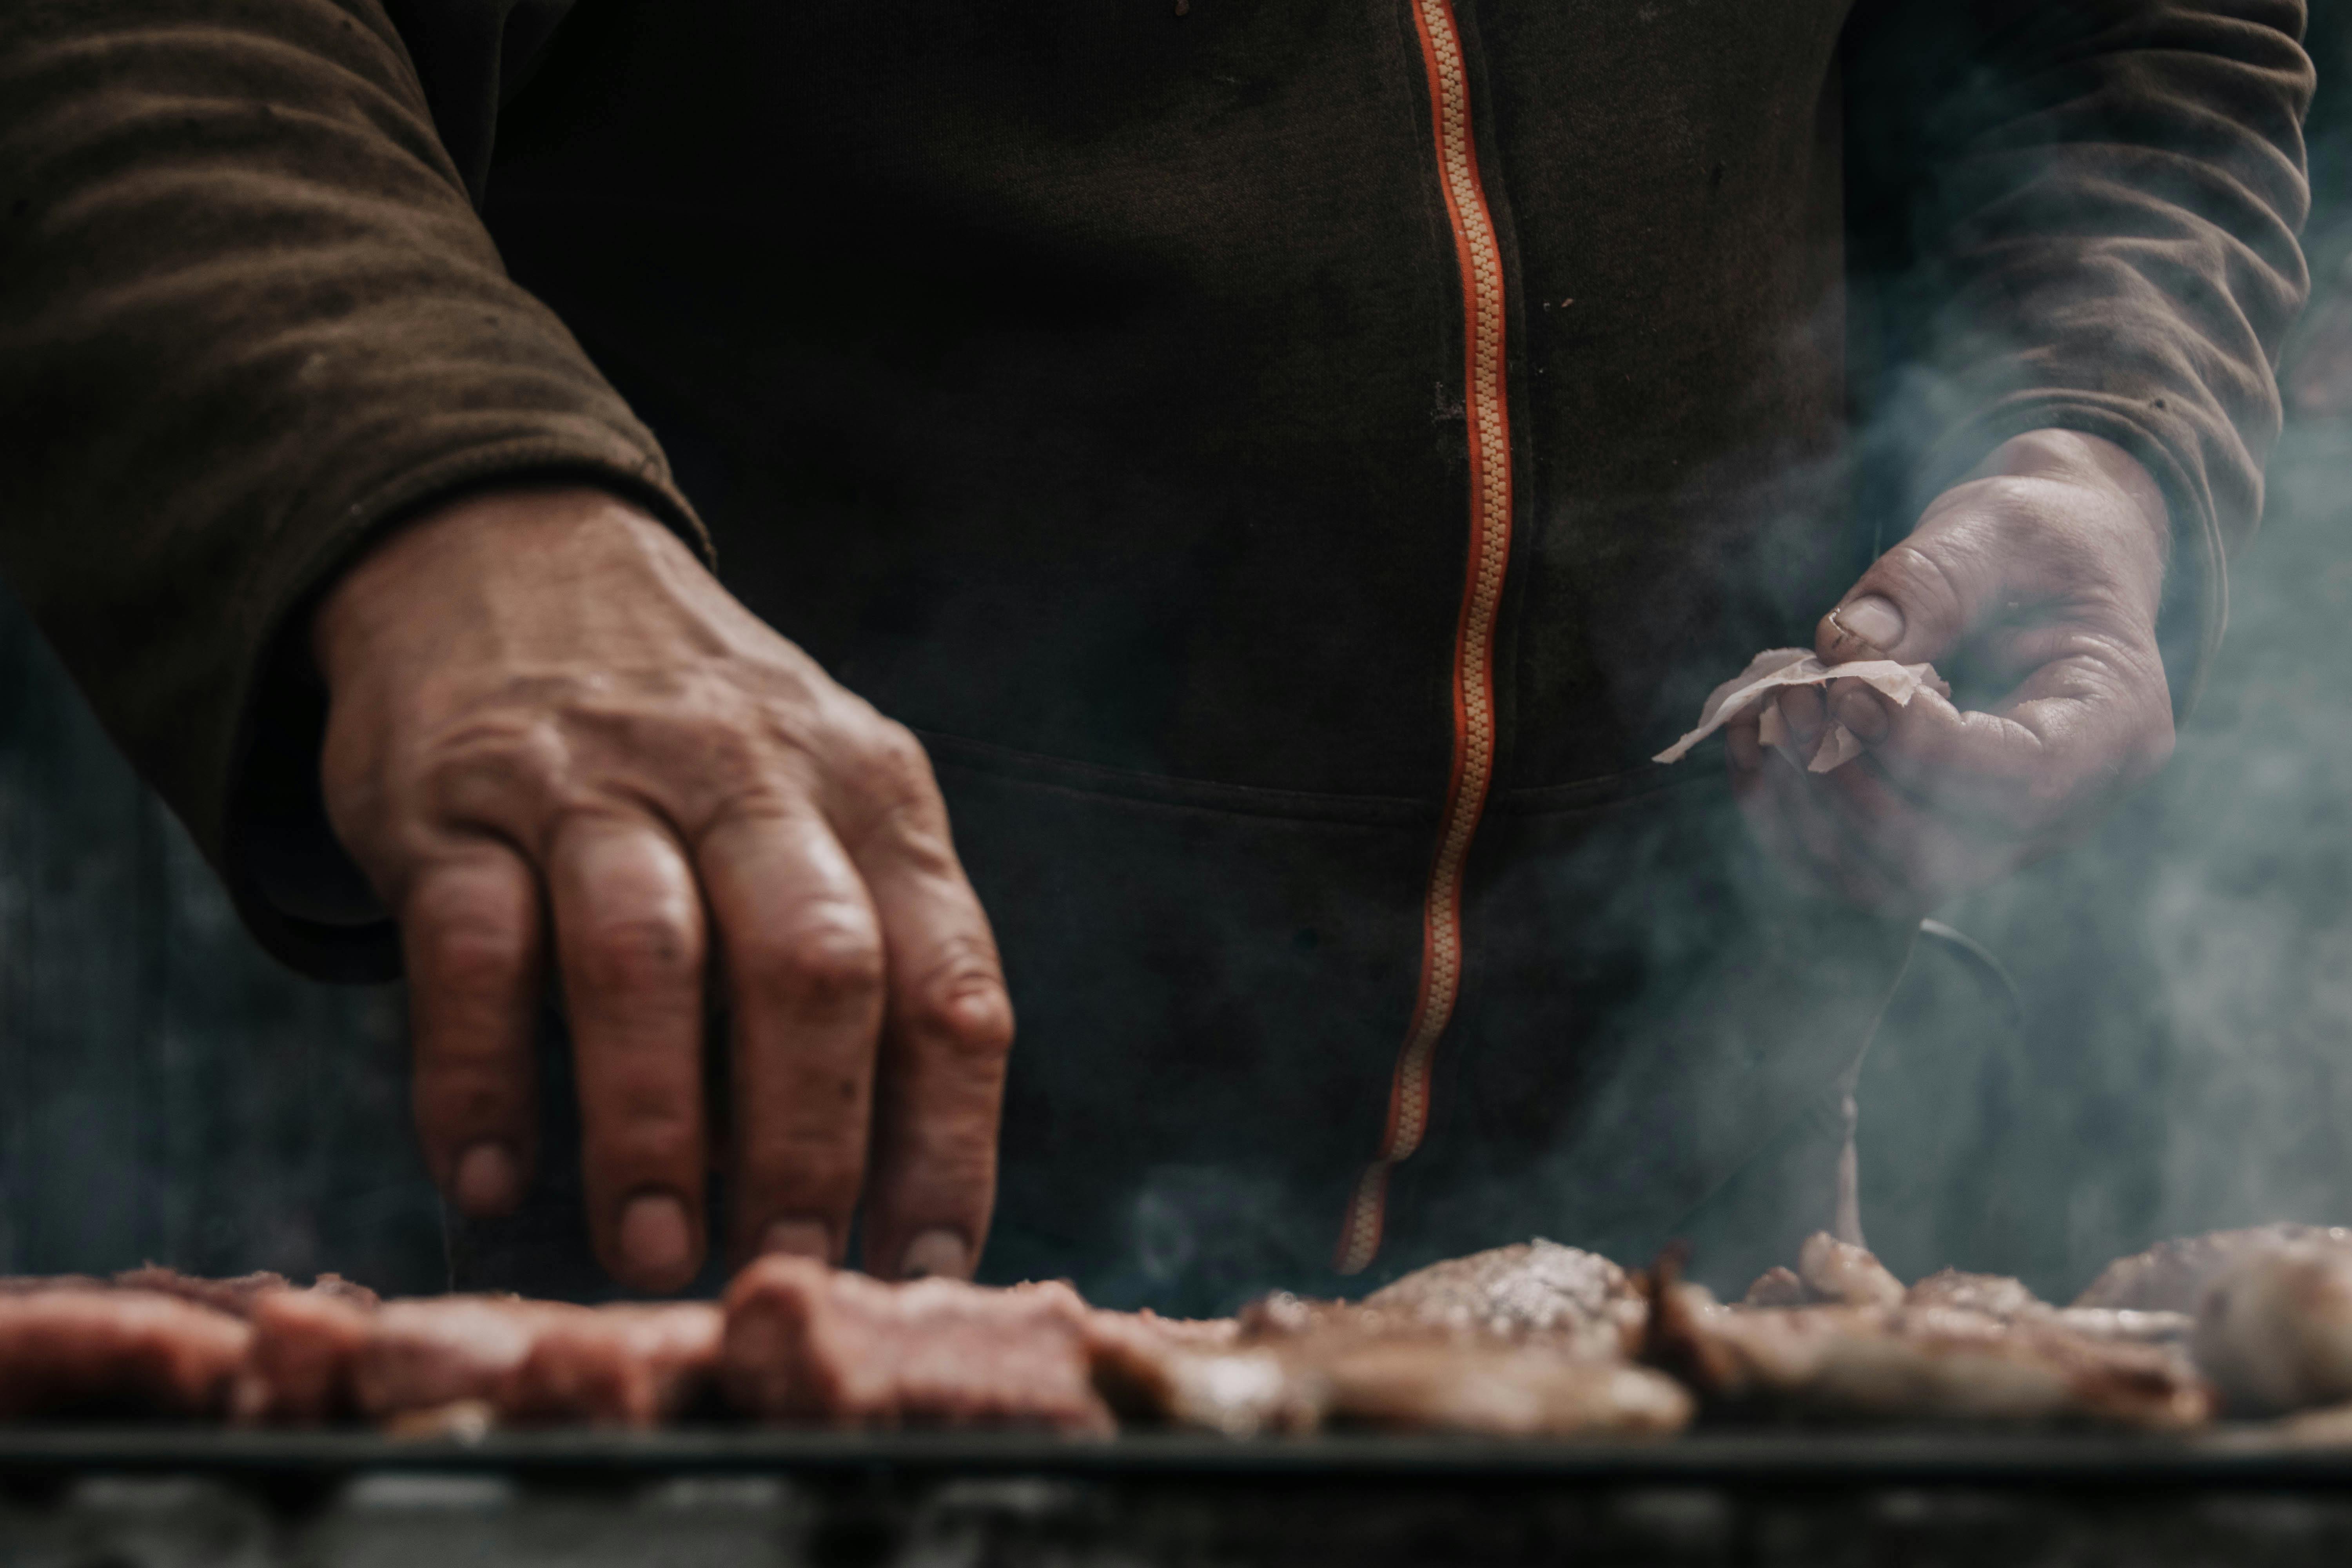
(312, 486, 1014, 1294)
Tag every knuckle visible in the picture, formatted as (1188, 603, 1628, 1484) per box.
(907, 964, 1015, 1060)
(851, 719, 938, 810)
(572, 913, 700, 995)
(415, 915, 535, 998)
(739, 920, 887, 1020)
(419, 713, 570, 822)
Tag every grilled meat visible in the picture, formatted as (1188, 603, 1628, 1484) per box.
(1091, 1284, 1690, 1439)
(1742, 1267, 1809, 1308)
(1797, 1233, 1906, 1308)
(230, 1284, 378, 1424)
(1652, 1247, 2210, 1430)
(504, 1303, 724, 1428)
(112, 1266, 378, 1318)
(0, 1289, 249, 1418)
(352, 1296, 591, 1421)
(1359, 1240, 1648, 1356)
(2075, 1225, 2352, 1313)
(2192, 1242, 2352, 1414)
(722, 1256, 1112, 1434)
(1905, 1267, 2191, 1347)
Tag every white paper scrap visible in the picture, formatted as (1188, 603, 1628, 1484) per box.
(1652, 647, 1946, 773)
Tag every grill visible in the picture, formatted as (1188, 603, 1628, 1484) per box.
(7, 1428, 2352, 1565)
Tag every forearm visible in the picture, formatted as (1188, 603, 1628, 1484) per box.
(1845, 0, 2313, 709)
(0, 0, 699, 975)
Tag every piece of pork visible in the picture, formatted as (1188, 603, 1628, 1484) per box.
(231, 1285, 379, 1424)
(1089, 1294, 1690, 1440)
(111, 1266, 378, 1318)
(1742, 1267, 1810, 1308)
(0, 1289, 250, 1418)
(1904, 1268, 2192, 1347)
(352, 1296, 592, 1421)
(1795, 1233, 1907, 1308)
(2075, 1225, 2352, 1314)
(722, 1257, 1112, 1434)
(1647, 1258, 2210, 1430)
(503, 1303, 724, 1428)
(1358, 1240, 1648, 1356)
(2192, 1243, 2352, 1415)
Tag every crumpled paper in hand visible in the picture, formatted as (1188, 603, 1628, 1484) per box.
(1652, 648, 1947, 773)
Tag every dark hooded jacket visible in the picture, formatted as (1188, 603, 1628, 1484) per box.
(0, 0, 2312, 1304)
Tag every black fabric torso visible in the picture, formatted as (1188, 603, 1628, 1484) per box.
(475, 0, 1907, 1305)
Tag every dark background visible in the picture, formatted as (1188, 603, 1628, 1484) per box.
(3, 7, 2350, 1301)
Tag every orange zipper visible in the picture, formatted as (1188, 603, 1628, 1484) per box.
(1335, 0, 1516, 1276)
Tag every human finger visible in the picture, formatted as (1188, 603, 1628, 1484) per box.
(697, 805, 885, 1270)
(1825, 659, 2169, 836)
(1815, 503, 2009, 670)
(547, 811, 711, 1293)
(842, 735, 1015, 1282)
(401, 842, 545, 1218)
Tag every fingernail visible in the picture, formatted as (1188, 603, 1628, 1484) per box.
(1834, 595, 1905, 653)
(1835, 688, 1890, 742)
(619, 1192, 693, 1280)
(761, 1218, 831, 1261)
(901, 1228, 969, 1280)
(452, 1143, 520, 1215)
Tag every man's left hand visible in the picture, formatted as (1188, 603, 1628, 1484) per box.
(1725, 429, 2177, 916)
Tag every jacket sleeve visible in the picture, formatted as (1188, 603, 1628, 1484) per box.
(0, 0, 704, 980)
(1844, 0, 2313, 711)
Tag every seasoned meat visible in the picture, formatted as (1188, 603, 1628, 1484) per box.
(722, 1257, 1112, 1434)
(1304, 1337, 1690, 1439)
(1084, 1311, 1313, 1437)
(1646, 1261, 2211, 1430)
(1906, 1269, 2044, 1319)
(1742, 1267, 1809, 1308)
(352, 1296, 591, 1420)
(231, 1285, 378, 1424)
(0, 1289, 249, 1418)
(1092, 1292, 1690, 1439)
(1905, 1268, 2190, 1346)
(2192, 1243, 2352, 1414)
(503, 1303, 724, 1428)
(2075, 1225, 2352, 1313)
(1797, 1233, 1906, 1309)
(1359, 1240, 1646, 1356)
(115, 1267, 285, 1318)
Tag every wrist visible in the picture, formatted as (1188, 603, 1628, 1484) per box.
(311, 485, 683, 693)
(1967, 430, 2172, 566)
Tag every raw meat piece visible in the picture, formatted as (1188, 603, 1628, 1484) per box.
(1646, 1258, 2211, 1430)
(353, 1296, 590, 1420)
(0, 1289, 249, 1418)
(1360, 1240, 1646, 1356)
(2074, 1225, 2352, 1313)
(2192, 1243, 2352, 1414)
(231, 1285, 378, 1424)
(1797, 1233, 1906, 1308)
(503, 1303, 724, 1428)
(722, 1257, 1112, 1434)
